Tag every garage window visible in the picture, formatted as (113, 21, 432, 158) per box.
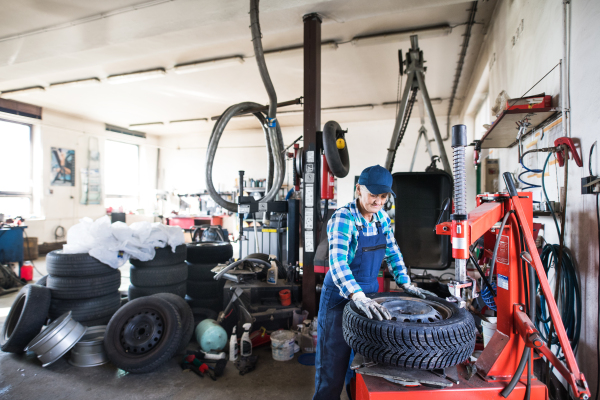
(0, 120, 32, 217)
(104, 140, 139, 212)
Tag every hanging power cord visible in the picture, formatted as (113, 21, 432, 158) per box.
(589, 141, 599, 400)
(535, 244, 581, 355)
(205, 0, 285, 212)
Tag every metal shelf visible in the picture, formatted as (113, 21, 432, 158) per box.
(480, 107, 560, 149)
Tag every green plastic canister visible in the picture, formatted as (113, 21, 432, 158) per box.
(195, 319, 227, 352)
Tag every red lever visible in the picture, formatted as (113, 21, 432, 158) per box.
(554, 137, 583, 167)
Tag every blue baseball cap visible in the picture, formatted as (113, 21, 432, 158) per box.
(358, 165, 396, 197)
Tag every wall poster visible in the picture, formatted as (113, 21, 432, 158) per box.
(51, 147, 75, 186)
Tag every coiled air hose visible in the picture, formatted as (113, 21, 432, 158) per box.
(205, 0, 285, 212)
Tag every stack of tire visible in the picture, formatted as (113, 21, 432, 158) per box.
(45, 251, 122, 326)
(185, 241, 233, 312)
(128, 245, 187, 300)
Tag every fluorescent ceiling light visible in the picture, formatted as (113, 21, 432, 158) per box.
(49, 78, 101, 89)
(129, 122, 164, 128)
(107, 68, 166, 84)
(351, 25, 452, 47)
(169, 118, 208, 124)
(173, 56, 244, 74)
(0, 86, 45, 97)
(264, 41, 338, 58)
(382, 98, 443, 108)
(323, 104, 375, 113)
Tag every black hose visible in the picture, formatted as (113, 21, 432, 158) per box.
(501, 347, 530, 398)
(205, 0, 285, 211)
(469, 252, 496, 297)
(490, 210, 513, 281)
(250, 0, 276, 120)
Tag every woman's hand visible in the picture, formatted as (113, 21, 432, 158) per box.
(351, 292, 391, 321)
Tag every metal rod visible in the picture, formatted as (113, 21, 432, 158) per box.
(415, 70, 451, 175)
(385, 70, 415, 171)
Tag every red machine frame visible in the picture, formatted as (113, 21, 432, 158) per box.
(355, 191, 590, 399)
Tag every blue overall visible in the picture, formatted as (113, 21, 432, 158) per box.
(313, 219, 387, 400)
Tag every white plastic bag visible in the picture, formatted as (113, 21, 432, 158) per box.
(63, 216, 185, 269)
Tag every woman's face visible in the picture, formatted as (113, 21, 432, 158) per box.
(357, 185, 388, 214)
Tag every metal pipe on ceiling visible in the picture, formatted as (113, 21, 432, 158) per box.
(444, 1, 478, 141)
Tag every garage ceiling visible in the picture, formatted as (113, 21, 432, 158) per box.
(0, 0, 496, 135)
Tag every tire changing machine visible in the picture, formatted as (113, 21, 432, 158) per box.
(352, 126, 591, 400)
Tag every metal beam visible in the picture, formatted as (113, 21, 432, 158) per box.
(302, 13, 321, 318)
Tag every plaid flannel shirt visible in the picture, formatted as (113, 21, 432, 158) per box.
(327, 199, 410, 299)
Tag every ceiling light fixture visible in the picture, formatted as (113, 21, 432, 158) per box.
(322, 104, 375, 113)
(129, 122, 164, 128)
(173, 56, 244, 74)
(169, 118, 209, 124)
(0, 86, 45, 97)
(49, 77, 101, 89)
(351, 24, 452, 47)
(382, 98, 443, 108)
(107, 68, 166, 84)
(264, 41, 338, 58)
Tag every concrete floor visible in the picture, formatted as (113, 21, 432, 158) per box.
(0, 256, 340, 400)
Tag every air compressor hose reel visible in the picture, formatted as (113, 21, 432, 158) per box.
(322, 120, 350, 178)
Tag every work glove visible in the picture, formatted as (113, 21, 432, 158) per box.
(401, 283, 438, 299)
(352, 292, 391, 321)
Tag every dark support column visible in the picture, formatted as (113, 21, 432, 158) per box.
(302, 13, 321, 318)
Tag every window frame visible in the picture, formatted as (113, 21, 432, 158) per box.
(104, 139, 140, 210)
(0, 118, 33, 216)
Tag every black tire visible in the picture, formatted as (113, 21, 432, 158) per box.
(152, 293, 194, 354)
(343, 293, 476, 370)
(130, 245, 187, 268)
(187, 242, 233, 264)
(186, 279, 225, 299)
(185, 296, 224, 313)
(1, 284, 51, 353)
(46, 250, 114, 277)
(47, 270, 121, 300)
(49, 292, 121, 322)
(190, 307, 218, 329)
(323, 120, 350, 178)
(244, 253, 270, 262)
(186, 262, 217, 281)
(103, 296, 183, 374)
(35, 275, 47, 286)
(130, 263, 188, 287)
(128, 282, 186, 300)
(78, 314, 114, 327)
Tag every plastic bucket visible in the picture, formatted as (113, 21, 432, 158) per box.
(279, 289, 291, 306)
(271, 330, 295, 361)
(292, 310, 308, 326)
(481, 317, 498, 347)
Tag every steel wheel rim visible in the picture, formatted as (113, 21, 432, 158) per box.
(120, 308, 164, 355)
(374, 297, 452, 323)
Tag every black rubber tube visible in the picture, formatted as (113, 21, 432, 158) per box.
(490, 210, 513, 282)
(206, 103, 284, 212)
(500, 347, 530, 398)
(469, 253, 496, 297)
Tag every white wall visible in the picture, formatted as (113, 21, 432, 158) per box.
(0, 108, 159, 244)
(460, 0, 599, 394)
(158, 116, 455, 209)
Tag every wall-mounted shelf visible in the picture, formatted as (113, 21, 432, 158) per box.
(480, 107, 560, 149)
